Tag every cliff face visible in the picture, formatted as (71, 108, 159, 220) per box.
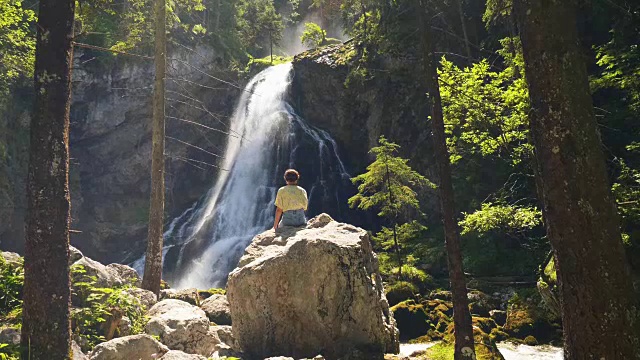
(291, 42, 436, 177)
(0, 46, 241, 264)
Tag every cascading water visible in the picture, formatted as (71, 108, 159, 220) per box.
(133, 63, 354, 289)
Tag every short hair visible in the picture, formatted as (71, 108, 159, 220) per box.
(284, 169, 300, 182)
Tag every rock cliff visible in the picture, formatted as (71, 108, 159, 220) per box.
(227, 214, 399, 360)
(0, 46, 241, 264)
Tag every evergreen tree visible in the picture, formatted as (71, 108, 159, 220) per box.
(349, 136, 434, 278)
(21, 0, 75, 357)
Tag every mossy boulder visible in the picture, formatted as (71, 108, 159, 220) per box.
(524, 335, 538, 346)
(489, 327, 509, 342)
(384, 281, 419, 306)
(503, 303, 559, 343)
(390, 300, 430, 341)
(468, 290, 498, 317)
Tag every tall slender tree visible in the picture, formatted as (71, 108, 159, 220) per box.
(21, 0, 75, 358)
(142, 0, 167, 296)
(514, 0, 640, 358)
(416, 1, 476, 358)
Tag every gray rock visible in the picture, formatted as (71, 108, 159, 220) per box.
(160, 288, 201, 306)
(72, 257, 123, 289)
(159, 350, 207, 360)
(209, 325, 236, 349)
(89, 334, 169, 360)
(69, 246, 84, 264)
(123, 287, 158, 310)
(0, 251, 22, 269)
(145, 299, 219, 356)
(72, 340, 89, 360)
(200, 294, 231, 325)
(106, 263, 141, 287)
(0, 327, 20, 345)
(118, 316, 132, 337)
(228, 214, 399, 360)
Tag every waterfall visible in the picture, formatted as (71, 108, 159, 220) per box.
(133, 63, 353, 289)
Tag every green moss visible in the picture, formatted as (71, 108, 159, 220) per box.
(385, 281, 418, 306)
(489, 327, 509, 342)
(390, 300, 430, 341)
(424, 342, 454, 360)
(524, 335, 538, 346)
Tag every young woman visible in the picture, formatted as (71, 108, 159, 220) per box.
(273, 169, 308, 229)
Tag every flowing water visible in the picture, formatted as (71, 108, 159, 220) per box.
(133, 63, 353, 289)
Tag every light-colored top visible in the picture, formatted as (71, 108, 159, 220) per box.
(275, 185, 308, 212)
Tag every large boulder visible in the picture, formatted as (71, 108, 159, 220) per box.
(227, 214, 399, 360)
(145, 299, 219, 356)
(200, 294, 231, 325)
(89, 334, 169, 360)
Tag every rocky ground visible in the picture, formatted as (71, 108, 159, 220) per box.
(0, 214, 559, 360)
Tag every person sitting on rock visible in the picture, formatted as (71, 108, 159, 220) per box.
(273, 169, 308, 229)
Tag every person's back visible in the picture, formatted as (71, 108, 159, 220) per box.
(273, 169, 308, 228)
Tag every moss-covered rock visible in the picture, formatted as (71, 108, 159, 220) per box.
(384, 281, 419, 306)
(390, 300, 430, 341)
(468, 290, 498, 317)
(524, 335, 538, 346)
(489, 327, 509, 342)
(503, 303, 559, 343)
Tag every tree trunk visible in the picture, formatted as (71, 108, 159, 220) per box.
(385, 162, 403, 279)
(417, 1, 476, 359)
(21, 0, 75, 358)
(455, 0, 472, 62)
(142, 0, 167, 296)
(514, 0, 640, 358)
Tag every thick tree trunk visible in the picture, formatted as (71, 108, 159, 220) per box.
(417, 2, 475, 359)
(20, 0, 75, 358)
(142, 0, 167, 296)
(514, 0, 640, 358)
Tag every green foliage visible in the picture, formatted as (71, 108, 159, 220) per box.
(0, 343, 19, 360)
(0, 256, 23, 322)
(236, 0, 284, 56)
(439, 38, 531, 166)
(300, 22, 326, 48)
(460, 203, 542, 237)
(351, 136, 435, 286)
(349, 136, 434, 219)
(70, 264, 148, 350)
(0, 0, 35, 101)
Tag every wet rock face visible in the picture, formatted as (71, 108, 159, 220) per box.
(0, 46, 240, 263)
(227, 214, 399, 360)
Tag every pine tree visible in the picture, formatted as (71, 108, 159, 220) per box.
(514, 0, 640, 357)
(349, 136, 434, 278)
(21, 0, 75, 357)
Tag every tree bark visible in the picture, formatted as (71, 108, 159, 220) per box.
(142, 0, 166, 296)
(385, 161, 403, 279)
(417, 2, 475, 359)
(514, 0, 640, 358)
(21, 0, 75, 358)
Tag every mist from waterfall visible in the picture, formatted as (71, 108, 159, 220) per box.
(132, 63, 353, 289)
